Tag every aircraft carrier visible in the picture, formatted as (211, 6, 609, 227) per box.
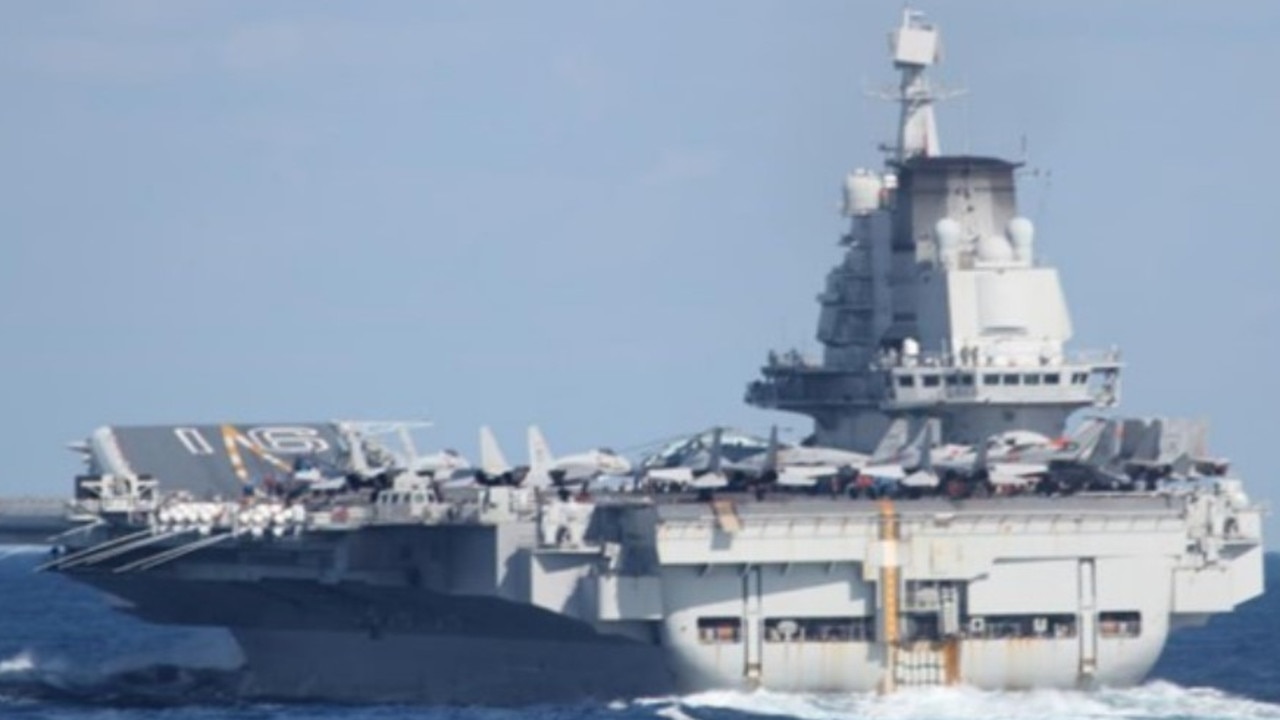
(21, 9, 1264, 703)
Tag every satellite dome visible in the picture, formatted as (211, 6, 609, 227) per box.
(935, 218, 961, 264)
(1007, 217, 1035, 262)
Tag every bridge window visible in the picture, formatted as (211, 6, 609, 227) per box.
(983, 374, 1000, 385)
(1002, 374, 1021, 385)
(966, 614, 1076, 639)
(944, 375, 958, 386)
(960, 374, 975, 386)
(1099, 611, 1141, 638)
(1071, 372, 1089, 385)
(764, 617, 874, 643)
(697, 617, 741, 644)
(1044, 373, 1061, 385)
(1024, 374, 1041, 385)
(922, 375, 940, 388)
(898, 375, 916, 388)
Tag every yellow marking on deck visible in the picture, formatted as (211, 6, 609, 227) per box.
(877, 497, 901, 692)
(220, 424, 293, 486)
(221, 424, 249, 483)
(942, 637, 961, 685)
(711, 499, 741, 534)
(879, 498, 900, 644)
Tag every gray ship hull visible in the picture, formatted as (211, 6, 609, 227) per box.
(233, 628, 673, 704)
(69, 571, 1168, 703)
(74, 571, 676, 704)
(19, 6, 1268, 707)
(58, 490, 1260, 703)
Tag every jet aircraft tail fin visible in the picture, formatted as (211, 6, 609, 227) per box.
(974, 432, 990, 475)
(526, 425, 555, 488)
(396, 426, 420, 469)
(905, 418, 940, 486)
(764, 425, 781, 475)
(1063, 417, 1107, 460)
(1086, 418, 1122, 467)
(709, 427, 724, 474)
(918, 418, 940, 470)
(898, 417, 938, 470)
(1124, 418, 1160, 463)
(1157, 418, 1208, 466)
(479, 426, 510, 476)
(871, 418, 910, 465)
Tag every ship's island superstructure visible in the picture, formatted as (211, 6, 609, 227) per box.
(746, 11, 1120, 451)
(33, 10, 1263, 704)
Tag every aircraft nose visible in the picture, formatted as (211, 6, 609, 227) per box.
(611, 457, 633, 475)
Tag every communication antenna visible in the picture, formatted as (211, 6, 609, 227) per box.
(1015, 135, 1054, 247)
(867, 8, 966, 161)
(1035, 168, 1054, 232)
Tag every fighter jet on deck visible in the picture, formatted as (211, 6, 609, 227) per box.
(475, 425, 631, 488)
(474, 425, 525, 486)
(643, 426, 880, 491)
(525, 426, 632, 488)
(733, 427, 870, 488)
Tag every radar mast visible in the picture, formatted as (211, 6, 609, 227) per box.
(747, 9, 1121, 451)
(889, 8, 942, 160)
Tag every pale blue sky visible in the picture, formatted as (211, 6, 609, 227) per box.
(2, 2, 1277, 542)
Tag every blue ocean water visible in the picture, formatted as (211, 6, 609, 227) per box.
(0, 546, 1275, 720)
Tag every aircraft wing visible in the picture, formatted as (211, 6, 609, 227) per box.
(902, 469, 940, 488)
(690, 471, 729, 490)
(646, 467, 694, 485)
(775, 465, 839, 487)
(308, 477, 349, 492)
(928, 447, 977, 474)
(988, 461, 1048, 486)
(901, 468, 942, 484)
(859, 464, 906, 481)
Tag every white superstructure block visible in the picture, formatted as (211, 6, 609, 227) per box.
(891, 14, 939, 67)
(951, 268, 1073, 362)
(843, 170, 884, 217)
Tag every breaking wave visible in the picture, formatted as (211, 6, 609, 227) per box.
(0, 545, 48, 561)
(632, 683, 1280, 720)
(0, 650, 35, 676)
(0, 646, 242, 707)
(3, 656, 1279, 719)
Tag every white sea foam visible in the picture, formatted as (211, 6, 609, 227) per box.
(0, 651, 35, 676)
(654, 705, 701, 720)
(633, 683, 1280, 720)
(0, 545, 47, 562)
(97, 629, 245, 673)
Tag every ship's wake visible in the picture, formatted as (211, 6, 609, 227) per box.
(632, 684, 1280, 720)
(0, 548, 248, 706)
(0, 647, 243, 707)
(3, 661, 1280, 720)
(0, 545, 49, 561)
